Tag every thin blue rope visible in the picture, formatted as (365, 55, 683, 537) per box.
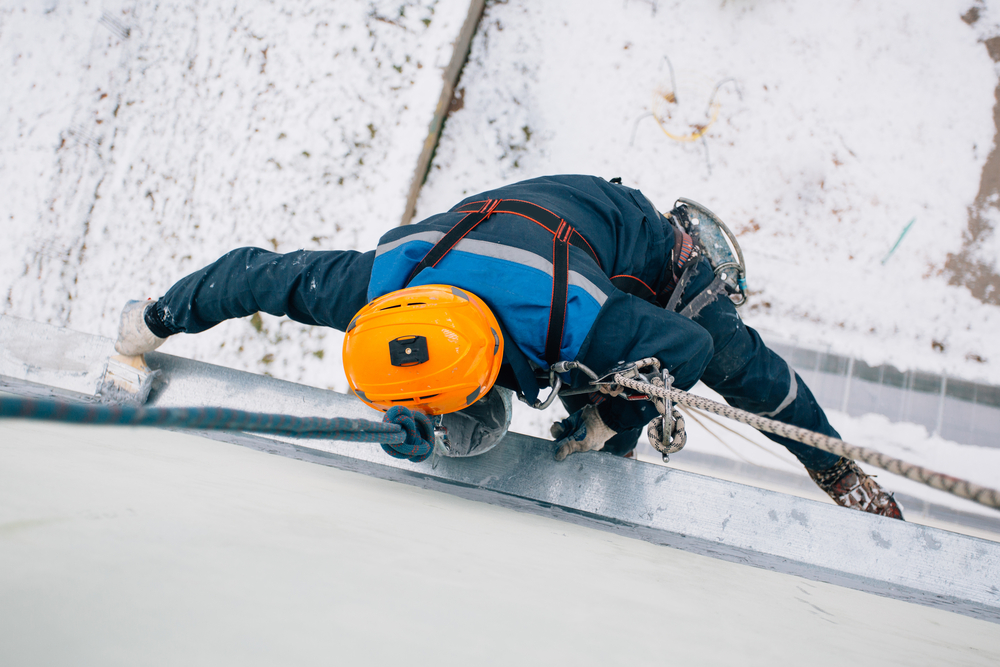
(0, 395, 409, 445)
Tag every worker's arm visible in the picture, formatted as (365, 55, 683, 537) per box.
(579, 289, 714, 390)
(144, 247, 375, 337)
(575, 289, 715, 433)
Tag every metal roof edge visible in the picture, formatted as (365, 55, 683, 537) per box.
(2, 314, 998, 623)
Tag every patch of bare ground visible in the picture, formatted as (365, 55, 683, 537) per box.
(945, 21, 1000, 305)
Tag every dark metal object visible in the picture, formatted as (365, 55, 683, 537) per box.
(389, 335, 429, 367)
(673, 198, 748, 306)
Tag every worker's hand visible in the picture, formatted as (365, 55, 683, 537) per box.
(551, 404, 617, 461)
(114, 300, 167, 356)
(597, 383, 625, 398)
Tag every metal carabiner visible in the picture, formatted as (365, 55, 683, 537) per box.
(516, 368, 563, 410)
(660, 370, 675, 458)
(532, 370, 563, 410)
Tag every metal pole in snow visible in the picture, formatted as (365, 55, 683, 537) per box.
(881, 218, 916, 265)
(840, 357, 854, 414)
(934, 376, 947, 438)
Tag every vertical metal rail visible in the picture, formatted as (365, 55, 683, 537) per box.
(935, 376, 948, 437)
(840, 357, 854, 413)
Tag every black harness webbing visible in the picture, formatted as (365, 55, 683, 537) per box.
(451, 199, 602, 267)
(679, 276, 729, 319)
(406, 198, 599, 366)
(664, 260, 697, 313)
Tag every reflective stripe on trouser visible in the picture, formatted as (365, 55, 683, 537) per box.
(683, 258, 842, 471)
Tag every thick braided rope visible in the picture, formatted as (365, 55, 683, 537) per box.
(615, 373, 1000, 511)
(0, 395, 406, 444)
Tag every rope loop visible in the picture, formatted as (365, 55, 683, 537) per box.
(381, 406, 435, 462)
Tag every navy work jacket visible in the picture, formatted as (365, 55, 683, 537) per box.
(152, 175, 714, 430)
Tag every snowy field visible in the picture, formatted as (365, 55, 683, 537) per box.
(2, 0, 470, 388)
(414, 0, 1000, 517)
(419, 0, 1000, 384)
(2, 1, 999, 516)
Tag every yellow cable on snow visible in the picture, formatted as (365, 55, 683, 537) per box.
(652, 96, 721, 143)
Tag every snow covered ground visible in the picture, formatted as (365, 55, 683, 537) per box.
(415, 0, 1000, 516)
(2, 0, 470, 389)
(2, 1, 998, 517)
(419, 0, 1000, 385)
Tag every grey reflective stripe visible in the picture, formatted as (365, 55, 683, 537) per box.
(568, 272, 609, 307)
(375, 231, 444, 257)
(377, 233, 609, 307)
(453, 238, 609, 306)
(759, 364, 798, 417)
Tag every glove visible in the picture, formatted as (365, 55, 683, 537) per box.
(551, 404, 617, 461)
(114, 300, 167, 356)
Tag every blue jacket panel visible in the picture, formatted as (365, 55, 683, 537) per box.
(372, 242, 605, 367)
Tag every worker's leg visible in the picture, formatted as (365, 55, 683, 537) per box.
(673, 259, 903, 518)
(676, 259, 841, 471)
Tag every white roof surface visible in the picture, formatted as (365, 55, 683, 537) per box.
(2, 418, 998, 666)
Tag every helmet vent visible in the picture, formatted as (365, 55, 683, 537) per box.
(379, 304, 402, 311)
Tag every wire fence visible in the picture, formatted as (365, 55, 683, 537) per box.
(765, 340, 1000, 449)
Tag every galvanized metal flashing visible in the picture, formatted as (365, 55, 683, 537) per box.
(1, 314, 999, 624)
(674, 449, 1000, 538)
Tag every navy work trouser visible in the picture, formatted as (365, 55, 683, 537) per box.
(567, 258, 842, 472)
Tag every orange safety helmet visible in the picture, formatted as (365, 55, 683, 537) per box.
(343, 284, 505, 416)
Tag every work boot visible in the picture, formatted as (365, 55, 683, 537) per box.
(807, 457, 904, 520)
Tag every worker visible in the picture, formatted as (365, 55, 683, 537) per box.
(114, 174, 903, 519)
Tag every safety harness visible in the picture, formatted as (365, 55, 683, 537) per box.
(406, 198, 603, 366)
(661, 224, 696, 305)
(407, 198, 701, 368)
